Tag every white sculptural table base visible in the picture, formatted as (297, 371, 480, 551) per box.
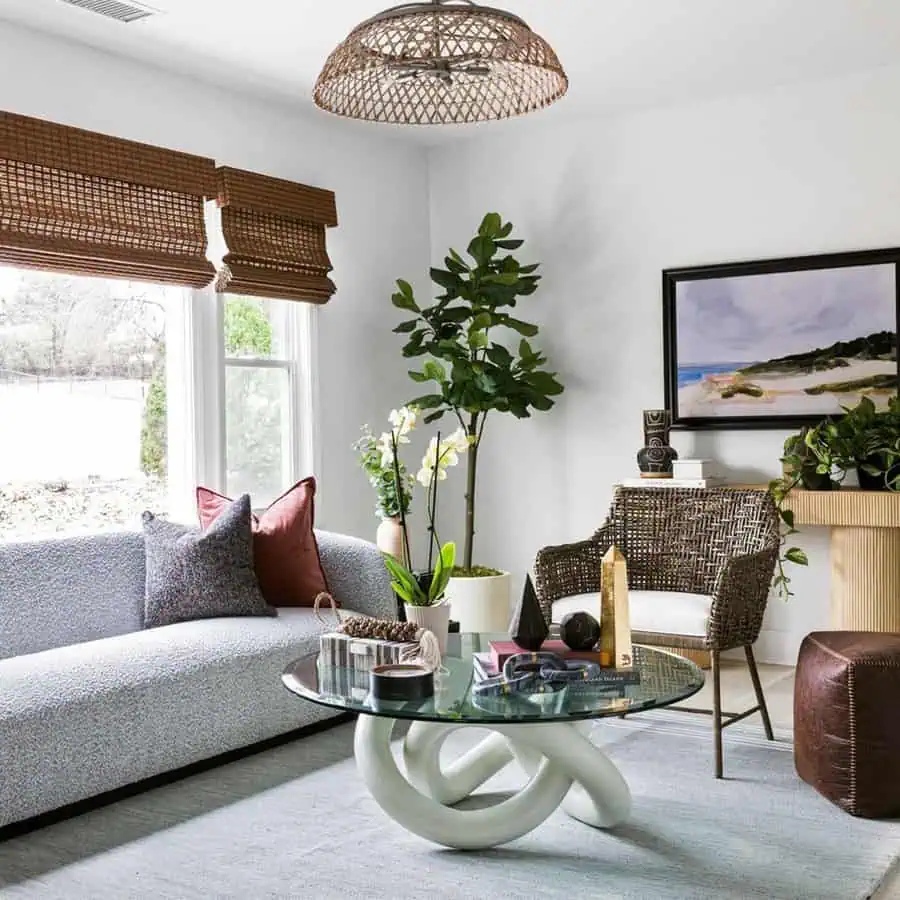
(354, 714, 632, 850)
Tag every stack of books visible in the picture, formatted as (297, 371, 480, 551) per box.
(473, 639, 641, 690)
(623, 458, 724, 489)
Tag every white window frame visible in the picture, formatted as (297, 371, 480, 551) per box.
(173, 291, 318, 510)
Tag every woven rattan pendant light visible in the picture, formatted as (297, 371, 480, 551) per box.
(314, 0, 568, 125)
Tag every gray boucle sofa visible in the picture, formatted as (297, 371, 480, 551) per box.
(0, 529, 393, 830)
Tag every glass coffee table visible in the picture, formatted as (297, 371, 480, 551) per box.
(282, 633, 703, 850)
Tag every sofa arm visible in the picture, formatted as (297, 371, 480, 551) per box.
(316, 530, 395, 621)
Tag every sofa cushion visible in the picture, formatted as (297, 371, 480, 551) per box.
(551, 590, 712, 638)
(143, 494, 273, 628)
(0, 532, 145, 660)
(0, 606, 351, 827)
(197, 477, 330, 608)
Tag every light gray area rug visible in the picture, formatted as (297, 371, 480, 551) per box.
(2, 711, 898, 900)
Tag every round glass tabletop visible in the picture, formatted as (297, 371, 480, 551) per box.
(282, 633, 704, 725)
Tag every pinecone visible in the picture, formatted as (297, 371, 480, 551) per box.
(341, 617, 418, 643)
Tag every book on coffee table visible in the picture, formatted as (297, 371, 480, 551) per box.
(487, 640, 641, 683)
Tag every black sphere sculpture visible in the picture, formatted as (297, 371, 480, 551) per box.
(559, 611, 601, 651)
(509, 574, 549, 651)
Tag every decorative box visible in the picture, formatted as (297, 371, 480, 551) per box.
(317, 662, 369, 702)
(319, 631, 417, 674)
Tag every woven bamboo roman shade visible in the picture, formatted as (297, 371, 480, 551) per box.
(214, 166, 338, 303)
(0, 111, 217, 287)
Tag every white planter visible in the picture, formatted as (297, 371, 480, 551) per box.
(445, 572, 511, 634)
(404, 600, 451, 655)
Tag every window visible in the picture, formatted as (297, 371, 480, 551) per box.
(221, 296, 314, 507)
(0, 266, 181, 539)
(0, 268, 316, 540)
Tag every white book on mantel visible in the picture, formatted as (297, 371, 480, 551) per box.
(673, 459, 716, 479)
(620, 477, 725, 489)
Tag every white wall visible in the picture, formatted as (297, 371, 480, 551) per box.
(427, 65, 900, 664)
(0, 20, 432, 542)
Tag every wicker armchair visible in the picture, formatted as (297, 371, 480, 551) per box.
(534, 487, 780, 778)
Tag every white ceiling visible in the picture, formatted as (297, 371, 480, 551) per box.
(2, 0, 900, 142)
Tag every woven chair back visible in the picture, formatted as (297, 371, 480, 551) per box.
(598, 488, 779, 596)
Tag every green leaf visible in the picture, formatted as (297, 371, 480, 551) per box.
(423, 361, 446, 382)
(429, 541, 457, 603)
(519, 339, 534, 359)
(390, 581, 415, 604)
(479, 213, 502, 238)
(423, 410, 445, 424)
(397, 279, 414, 300)
(495, 239, 524, 250)
(518, 263, 540, 274)
(393, 320, 417, 334)
(468, 235, 496, 266)
(383, 554, 426, 604)
(482, 272, 521, 285)
(504, 318, 539, 337)
(392, 291, 419, 313)
(440, 307, 472, 323)
(468, 330, 489, 349)
(785, 548, 809, 566)
(471, 311, 493, 331)
(779, 508, 795, 529)
(526, 371, 564, 396)
(430, 268, 460, 291)
(486, 345, 514, 367)
(445, 256, 468, 275)
(409, 393, 445, 410)
(408, 370, 429, 383)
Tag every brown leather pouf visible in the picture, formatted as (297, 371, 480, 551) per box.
(795, 631, 900, 818)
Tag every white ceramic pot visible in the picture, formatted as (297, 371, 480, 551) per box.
(404, 600, 451, 655)
(445, 571, 511, 634)
(375, 517, 405, 560)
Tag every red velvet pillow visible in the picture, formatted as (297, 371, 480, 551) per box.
(196, 477, 331, 608)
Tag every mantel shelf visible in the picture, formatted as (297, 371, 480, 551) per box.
(738, 485, 900, 528)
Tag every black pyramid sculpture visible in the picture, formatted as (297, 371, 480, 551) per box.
(509, 574, 549, 651)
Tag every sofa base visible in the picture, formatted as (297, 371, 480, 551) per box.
(0, 712, 354, 843)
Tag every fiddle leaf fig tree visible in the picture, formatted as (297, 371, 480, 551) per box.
(392, 212, 564, 570)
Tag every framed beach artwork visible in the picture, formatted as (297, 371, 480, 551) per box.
(663, 248, 900, 429)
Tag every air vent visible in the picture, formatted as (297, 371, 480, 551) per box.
(58, 0, 158, 23)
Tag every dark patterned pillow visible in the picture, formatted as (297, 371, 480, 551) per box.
(142, 493, 274, 628)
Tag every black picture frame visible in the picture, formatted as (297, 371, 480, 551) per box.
(663, 247, 900, 430)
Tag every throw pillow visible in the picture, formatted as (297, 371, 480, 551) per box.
(196, 477, 331, 608)
(143, 493, 274, 628)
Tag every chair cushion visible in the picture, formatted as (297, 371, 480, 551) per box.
(551, 590, 712, 638)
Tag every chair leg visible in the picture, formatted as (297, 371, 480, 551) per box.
(711, 649, 723, 779)
(744, 644, 774, 741)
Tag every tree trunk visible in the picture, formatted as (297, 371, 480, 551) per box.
(463, 415, 479, 570)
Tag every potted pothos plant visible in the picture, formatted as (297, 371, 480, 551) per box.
(770, 395, 900, 598)
(391, 212, 564, 632)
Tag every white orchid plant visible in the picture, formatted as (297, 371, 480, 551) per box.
(355, 406, 471, 604)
